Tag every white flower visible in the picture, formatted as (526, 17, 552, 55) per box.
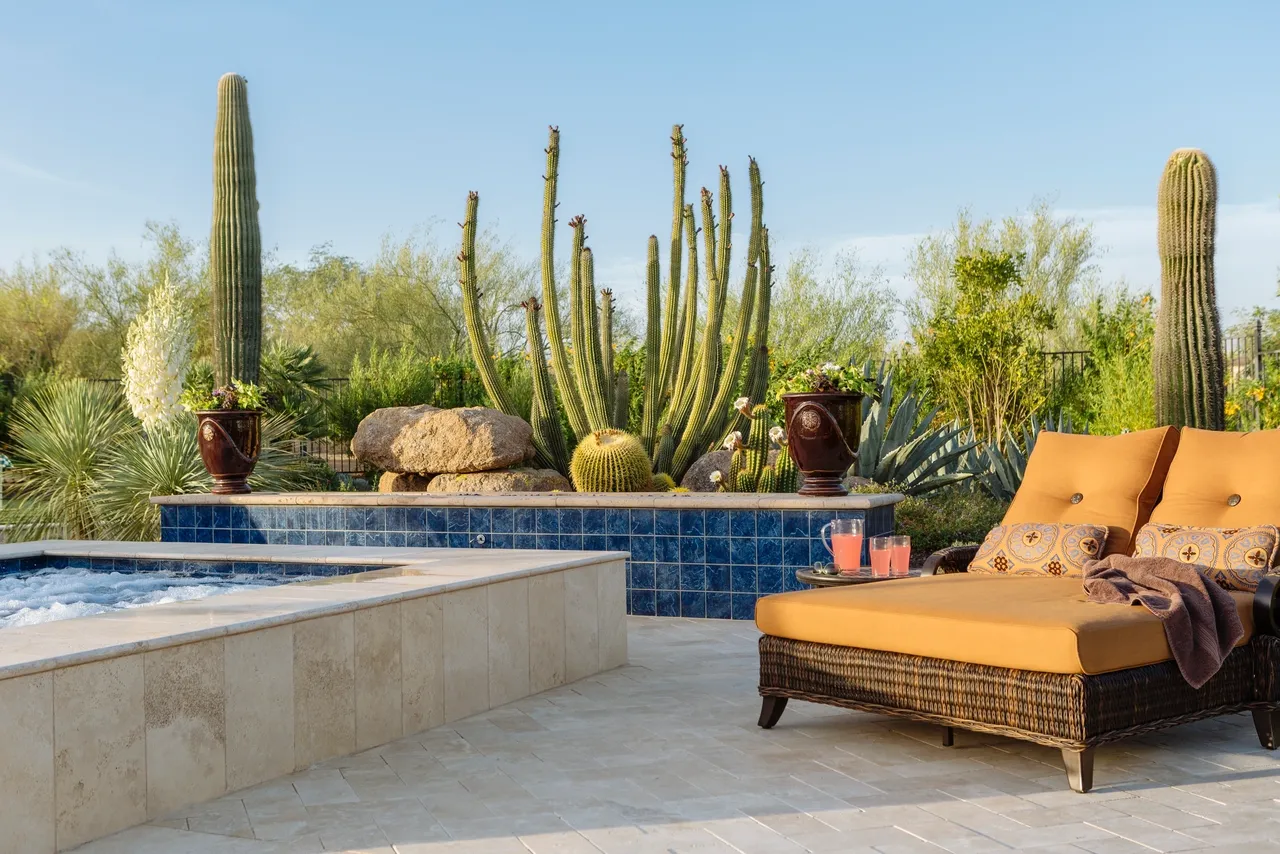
(709, 471, 723, 484)
(121, 274, 193, 432)
(734, 396, 750, 414)
(769, 425, 784, 444)
(721, 431, 742, 450)
(821, 362, 840, 372)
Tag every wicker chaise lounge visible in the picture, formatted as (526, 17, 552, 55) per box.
(755, 427, 1280, 792)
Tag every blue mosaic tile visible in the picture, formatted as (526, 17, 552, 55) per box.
(629, 509, 655, 535)
(758, 564, 784, 594)
(680, 564, 705, 591)
(704, 537, 729, 566)
(213, 529, 232, 544)
(656, 536, 680, 564)
(428, 532, 449, 548)
(212, 506, 231, 529)
(536, 508, 560, 534)
(705, 509, 728, 538)
(177, 506, 195, 527)
(656, 562, 680, 591)
(655, 510, 679, 536)
(631, 589, 657, 616)
(287, 530, 306, 546)
(583, 509, 606, 534)
(385, 507, 405, 532)
(490, 533, 513, 549)
(783, 538, 811, 567)
(364, 531, 385, 547)
(757, 537, 782, 565)
(730, 538, 756, 566)
(446, 508, 469, 533)
(707, 592, 732, 620)
(680, 591, 706, 618)
(405, 508, 427, 532)
(679, 509, 704, 536)
(469, 508, 492, 533)
(231, 529, 249, 544)
(559, 534, 583, 551)
(731, 593, 757, 621)
(606, 509, 629, 535)
(385, 532, 407, 547)
(407, 531, 428, 548)
(630, 536, 654, 562)
(583, 534, 607, 551)
(344, 531, 365, 547)
(515, 533, 537, 550)
(729, 511, 755, 538)
(656, 590, 680, 617)
(782, 511, 808, 538)
(706, 565, 730, 592)
(427, 509, 448, 533)
(607, 534, 630, 554)
(447, 533, 468, 548)
(631, 562, 655, 589)
(343, 507, 364, 531)
(731, 565, 757, 593)
(536, 535, 558, 550)
(558, 508, 582, 533)
(515, 508, 536, 534)
(492, 508, 514, 533)
(680, 536, 705, 564)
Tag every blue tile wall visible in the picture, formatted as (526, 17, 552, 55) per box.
(0, 555, 385, 579)
(159, 500, 897, 621)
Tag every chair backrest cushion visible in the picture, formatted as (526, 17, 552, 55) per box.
(1149, 427, 1280, 527)
(1003, 427, 1180, 557)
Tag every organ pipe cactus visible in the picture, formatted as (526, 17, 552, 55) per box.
(1154, 148, 1225, 429)
(717, 403, 796, 494)
(210, 73, 263, 386)
(569, 429, 654, 493)
(457, 126, 772, 483)
(521, 298, 569, 472)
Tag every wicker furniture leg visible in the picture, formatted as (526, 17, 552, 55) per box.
(1062, 748, 1094, 794)
(1254, 709, 1279, 750)
(941, 726, 954, 747)
(758, 696, 788, 729)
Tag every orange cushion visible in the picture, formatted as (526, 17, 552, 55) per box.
(754, 575, 1254, 675)
(1149, 428, 1280, 527)
(1003, 427, 1180, 557)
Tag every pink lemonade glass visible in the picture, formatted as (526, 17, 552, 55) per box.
(890, 535, 911, 576)
(820, 518, 864, 573)
(870, 536, 892, 577)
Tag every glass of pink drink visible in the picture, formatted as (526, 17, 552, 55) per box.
(870, 536, 892, 577)
(820, 518, 864, 573)
(890, 535, 911, 576)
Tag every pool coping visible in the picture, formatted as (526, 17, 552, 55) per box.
(0, 542, 627, 681)
(151, 491, 905, 509)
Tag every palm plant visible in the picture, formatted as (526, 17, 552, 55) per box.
(855, 362, 977, 495)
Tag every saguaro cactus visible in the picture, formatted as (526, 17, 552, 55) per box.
(210, 73, 263, 386)
(1154, 148, 1225, 430)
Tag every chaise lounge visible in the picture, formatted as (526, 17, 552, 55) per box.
(755, 426, 1280, 792)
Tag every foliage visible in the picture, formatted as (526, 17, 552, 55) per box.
(855, 364, 976, 496)
(121, 275, 194, 430)
(917, 250, 1054, 444)
(1154, 148, 1224, 430)
(717, 403, 797, 493)
(1074, 291, 1157, 434)
(889, 484, 1010, 559)
(768, 247, 896, 366)
(906, 200, 1097, 349)
(323, 347, 529, 441)
(259, 342, 330, 437)
(179, 379, 265, 412)
(780, 362, 880, 398)
(969, 412, 1082, 503)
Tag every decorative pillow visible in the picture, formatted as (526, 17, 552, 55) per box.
(969, 523, 1108, 577)
(1131, 522, 1280, 591)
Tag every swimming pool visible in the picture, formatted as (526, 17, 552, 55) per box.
(0, 556, 387, 629)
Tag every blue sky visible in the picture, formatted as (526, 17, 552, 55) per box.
(1, 0, 1278, 318)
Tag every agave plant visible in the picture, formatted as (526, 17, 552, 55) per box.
(969, 412, 1082, 502)
(855, 362, 978, 496)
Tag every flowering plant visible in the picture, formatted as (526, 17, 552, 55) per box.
(121, 275, 194, 431)
(781, 362, 880, 399)
(180, 379, 266, 413)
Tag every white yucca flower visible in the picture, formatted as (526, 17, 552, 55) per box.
(709, 471, 723, 483)
(121, 275, 194, 432)
(769, 425, 784, 444)
(722, 431, 742, 450)
(821, 362, 840, 372)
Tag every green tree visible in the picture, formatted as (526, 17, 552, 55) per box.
(917, 250, 1054, 443)
(1075, 289, 1157, 434)
(907, 200, 1097, 349)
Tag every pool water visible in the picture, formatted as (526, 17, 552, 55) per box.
(0, 566, 319, 629)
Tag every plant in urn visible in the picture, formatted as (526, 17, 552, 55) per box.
(781, 363, 878, 497)
(181, 381, 264, 495)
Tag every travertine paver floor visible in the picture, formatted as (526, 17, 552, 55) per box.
(78, 617, 1280, 854)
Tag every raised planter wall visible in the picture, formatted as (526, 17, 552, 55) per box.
(156, 492, 903, 620)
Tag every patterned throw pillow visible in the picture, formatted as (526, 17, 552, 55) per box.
(969, 523, 1108, 577)
(1131, 523, 1280, 592)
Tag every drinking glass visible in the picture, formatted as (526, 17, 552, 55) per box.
(870, 536, 892, 577)
(820, 518, 864, 572)
(890, 535, 911, 576)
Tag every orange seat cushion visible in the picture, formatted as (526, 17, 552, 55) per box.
(754, 574, 1254, 675)
(1149, 427, 1280, 527)
(1003, 427, 1180, 557)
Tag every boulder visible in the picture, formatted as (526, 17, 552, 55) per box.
(351, 405, 534, 474)
(425, 468, 572, 493)
(680, 449, 791, 492)
(378, 471, 435, 493)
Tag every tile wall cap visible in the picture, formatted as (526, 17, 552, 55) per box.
(151, 491, 905, 510)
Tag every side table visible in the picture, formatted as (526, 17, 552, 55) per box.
(796, 567, 923, 587)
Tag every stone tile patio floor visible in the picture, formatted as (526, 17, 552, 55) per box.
(79, 618, 1280, 854)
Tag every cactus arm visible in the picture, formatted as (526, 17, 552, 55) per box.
(744, 404, 770, 482)
(657, 125, 687, 397)
(567, 220, 611, 431)
(211, 73, 263, 386)
(579, 249, 613, 431)
(775, 441, 798, 493)
(715, 166, 733, 317)
(666, 205, 700, 422)
(725, 226, 772, 438)
(640, 235, 662, 452)
(601, 288, 616, 418)
(523, 298, 569, 472)
(652, 423, 675, 475)
(538, 127, 590, 441)
(612, 369, 630, 430)
(757, 464, 777, 494)
(458, 191, 518, 416)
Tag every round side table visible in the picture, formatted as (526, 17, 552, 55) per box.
(796, 567, 922, 587)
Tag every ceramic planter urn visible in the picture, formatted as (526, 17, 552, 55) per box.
(196, 410, 262, 495)
(782, 392, 862, 497)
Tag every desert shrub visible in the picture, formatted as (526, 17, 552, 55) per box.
(885, 484, 1008, 562)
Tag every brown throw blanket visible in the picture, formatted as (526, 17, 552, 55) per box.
(1084, 555, 1244, 689)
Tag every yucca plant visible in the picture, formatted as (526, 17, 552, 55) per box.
(855, 362, 977, 496)
(970, 412, 1082, 502)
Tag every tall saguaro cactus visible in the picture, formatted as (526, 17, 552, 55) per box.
(210, 73, 263, 387)
(1154, 148, 1224, 430)
(458, 126, 772, 482)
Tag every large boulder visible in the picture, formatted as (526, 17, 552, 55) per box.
(351, 405, 534, 474)
(425, 468, 572, 493)
(680, 449, 794, 492)
(378, 472, 435, 493)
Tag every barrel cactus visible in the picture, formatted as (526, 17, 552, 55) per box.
(569, 429, 654, 493)
(1154, 148, 1224, 429)
(652, 472, 677, 492)
(210, 73, 263, 386)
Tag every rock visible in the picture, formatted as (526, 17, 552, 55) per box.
(425, 468, 572, 493)
(378, 471, 435, 493)
(351, 405, 534, 474)
(680, 449, 790, 492)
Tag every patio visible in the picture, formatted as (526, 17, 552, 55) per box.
(79, 617, 1280, 854)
